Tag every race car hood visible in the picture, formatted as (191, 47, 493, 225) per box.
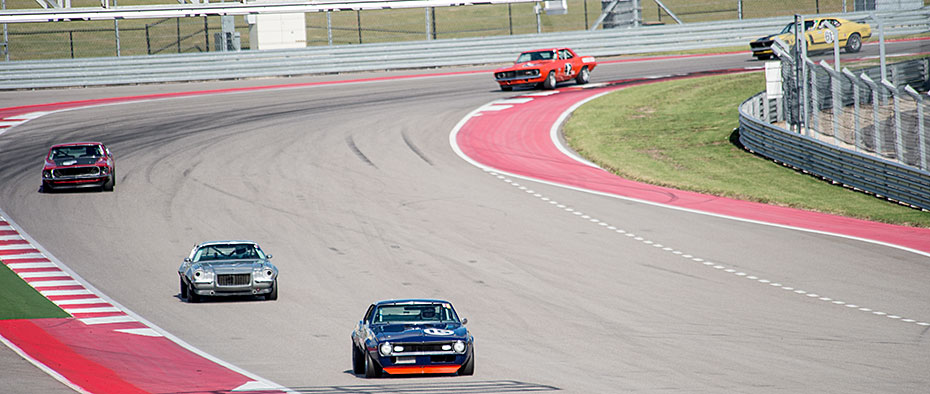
(195, 259, 267, 274)
(495, 60, 554, 72)
(47, 157, 101, 167)
(372, 323, 468, 342)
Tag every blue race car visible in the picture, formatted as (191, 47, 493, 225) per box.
(351, 299, 475, 377)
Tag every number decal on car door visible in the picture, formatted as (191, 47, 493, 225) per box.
(564, 63, 573, 76)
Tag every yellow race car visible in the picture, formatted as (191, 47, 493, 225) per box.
(750, 17, 871, 60)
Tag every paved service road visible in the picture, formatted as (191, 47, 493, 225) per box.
(1, 40, 928, 393)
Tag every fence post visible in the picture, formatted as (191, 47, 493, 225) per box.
(806, 58, 820, 137)
(326, 11, 332, 46)
(203, 16, 208, 52)
(145, 23, 151, 55)
(535, 2, 541, 34)
(69, 30, 74, 59)
(842, 67, 861, 152)
(356, 10, 362, 44)
(113, 0, 120, 57)
(2, 0, 8, 61)
(861, 73, 882, 155)
(177, 17, 181, 53)
(509, 4, 514, 35)
(425, 8, 431, 40)
(903, 85, 927, 170)
(820, 60, 841, 146)
(881, 79, 904, 163)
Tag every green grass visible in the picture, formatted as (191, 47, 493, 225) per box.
(0, 261, 70, 320)
(562, 71, 930, 228)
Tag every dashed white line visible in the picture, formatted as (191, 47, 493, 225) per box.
(485, 170, 929, 328)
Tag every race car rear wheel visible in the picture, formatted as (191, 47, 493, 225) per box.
(364, 353, 383, 378)
(459, 352, 475, 376)
(845, 33, 862, 53)
(575, 67, 589, 85)
(352, 345, 365, 375)
(265, 279, 278, 301)
(542, 71, 557, 90)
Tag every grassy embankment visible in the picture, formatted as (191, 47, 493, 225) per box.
(0, 261, 69, 319)
(562, 71, 930, 228)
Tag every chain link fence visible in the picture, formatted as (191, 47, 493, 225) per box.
(775, 41, 930, 171)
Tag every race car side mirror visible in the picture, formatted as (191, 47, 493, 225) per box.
(267, 254, 273, 259)
(183, 258, 191, 262)
(462, 318, 468, 325)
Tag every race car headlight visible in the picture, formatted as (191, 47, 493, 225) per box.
(379, 342, 393, 356)
(253, 266, 275, 282)
(192, 269, 214, 283)
(393, 345, 404, 353)
(99, 166, 109, 175)
(43, 170, 52, 179)
(453, 340, 466, 353)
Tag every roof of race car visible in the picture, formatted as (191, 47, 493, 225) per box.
(197, 240, 260, 247)
(373, 299, 452, 306)
(49, 142, 105, 148)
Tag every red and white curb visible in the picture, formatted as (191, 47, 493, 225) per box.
(0, 215, 290, 394)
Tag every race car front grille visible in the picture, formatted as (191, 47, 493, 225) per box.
(53, 166, 100, 177)
(750, 40, 773, 49)
(217, 273, 251, 286)
(398, 343, 449, 353)
(495, 70, 540, 80)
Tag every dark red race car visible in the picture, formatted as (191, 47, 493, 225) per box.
(493, 48, 597, 91)
(42, 142, 116, 192)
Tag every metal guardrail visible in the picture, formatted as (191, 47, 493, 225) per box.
(739, 92, 930, 211)
(1, 7, 928, 89)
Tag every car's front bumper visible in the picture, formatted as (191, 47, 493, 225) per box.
(370, 346, 471, 375)
(190, 281, 273, 296)
(43, 176, 110, 189)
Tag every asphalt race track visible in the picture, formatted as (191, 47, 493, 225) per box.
(1, 40, 929, 393)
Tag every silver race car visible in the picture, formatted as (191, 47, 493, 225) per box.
(178, 240, 279, 302)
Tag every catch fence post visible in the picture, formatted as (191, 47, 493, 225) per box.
(903, 85, 926, 170)
(881, 79, 904, 163)
(860, 74, 883, 155)
(842, 67, 862, 152)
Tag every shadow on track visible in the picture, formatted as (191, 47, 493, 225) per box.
(288, 380, 559, 393)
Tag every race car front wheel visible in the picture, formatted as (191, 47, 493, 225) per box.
(845, 33, 862, 53)
(352, 345, 365, 375)
(459, 352, 475, 376)
(575, 67, 589, 85)
(543, 71, 557, 90)
(365, 353, 383, 378)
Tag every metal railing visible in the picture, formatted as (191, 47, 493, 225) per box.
(739, 92, 930, 211)
(1, 7, 928, 89)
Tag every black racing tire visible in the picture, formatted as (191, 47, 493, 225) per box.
(459, 351, 475, 376)
(364, 352, 383, 378)
(575, 66, 590, 85)
(187, 283, 201, 303)
(265, 279, 278, 301)
(755, 54, 772, 60)
(542, 71, 557, 90)
(352, 344, 366, 375)
(102, 175, 114, 192)
(500, 85, 513, 91)
(845, 33, 862, 53)
(180, 277, 188, 299)
(41, 182, 54, 193)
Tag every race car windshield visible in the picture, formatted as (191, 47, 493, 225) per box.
(50, 145, 103, 159)
(193, 244, 266, 262)
(374, 304, 459, 324)
(516, 51, 555, 63)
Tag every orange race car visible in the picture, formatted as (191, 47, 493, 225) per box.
(493, 48, 597, 91)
